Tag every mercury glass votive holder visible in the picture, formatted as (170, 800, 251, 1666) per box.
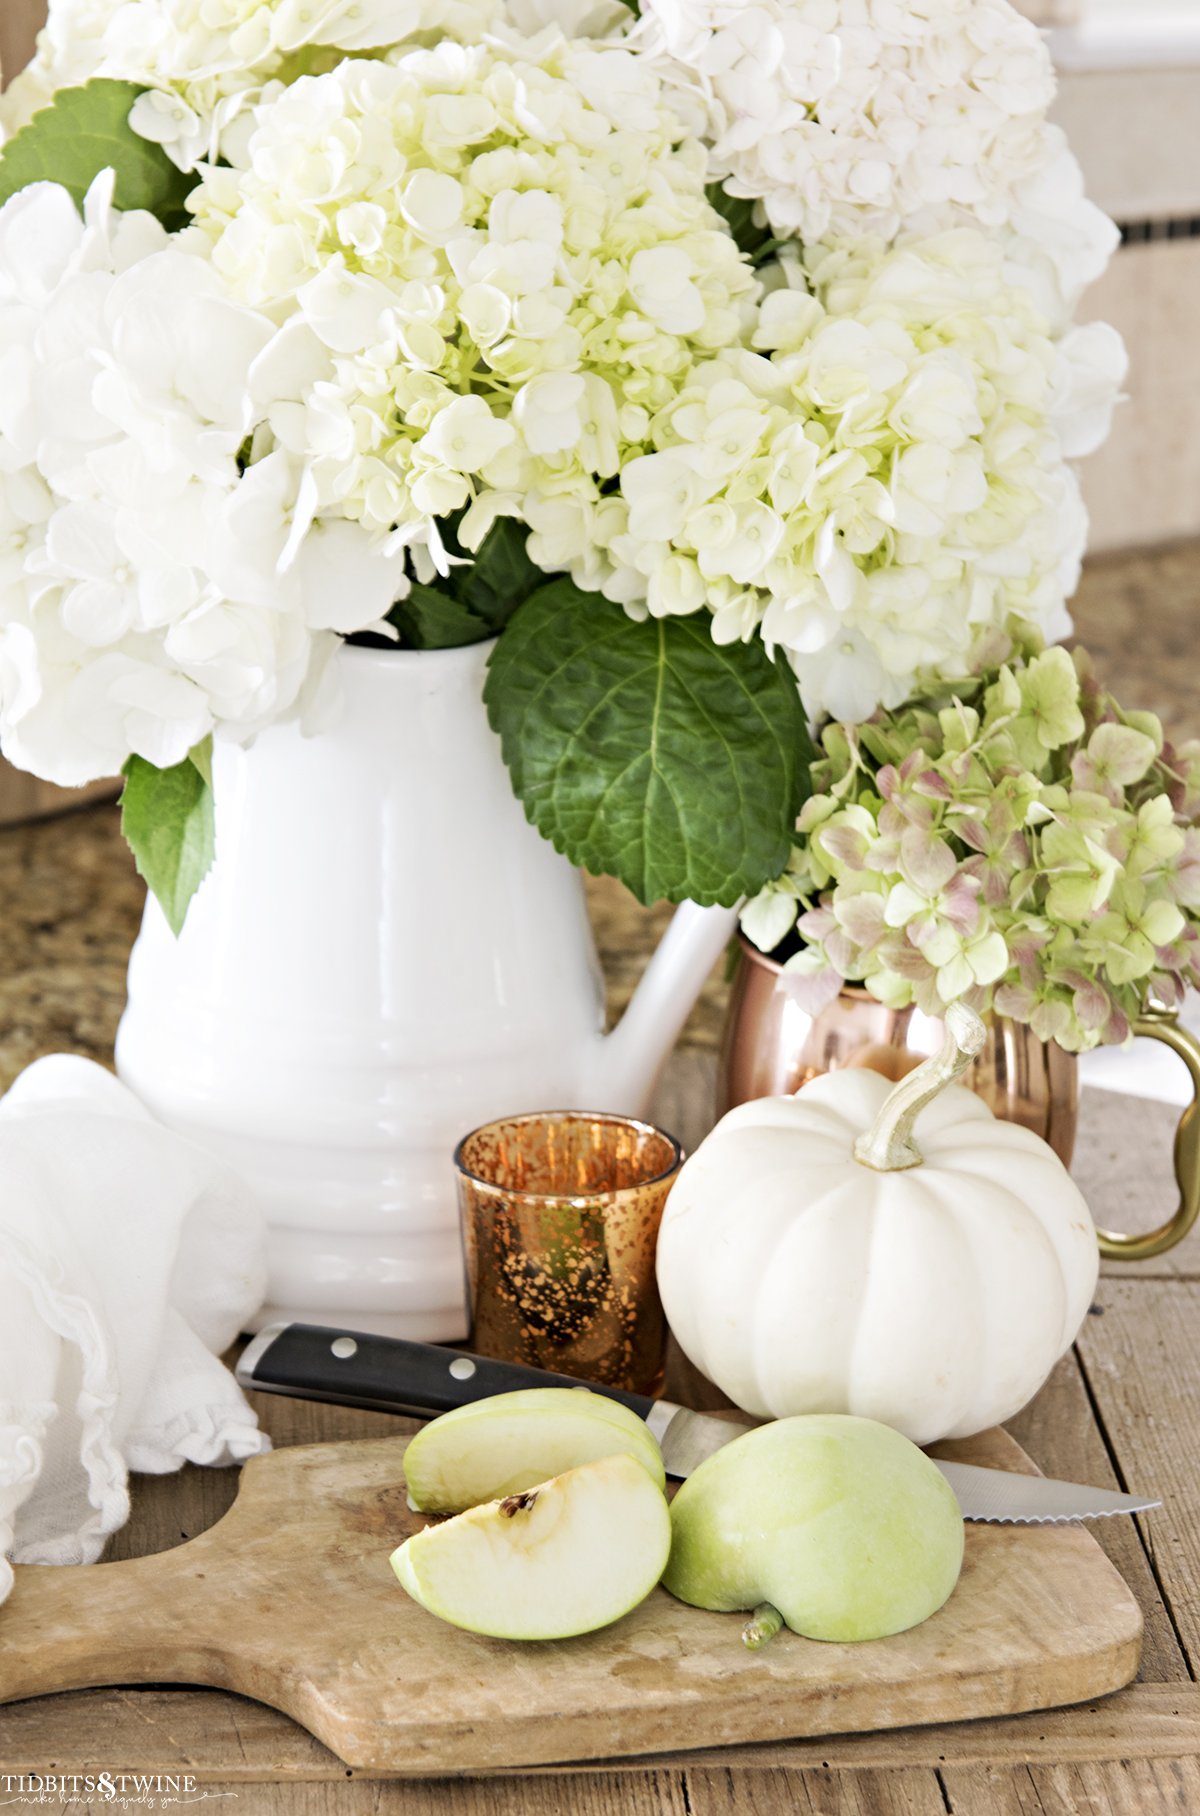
(454, 1110, 684, 1397)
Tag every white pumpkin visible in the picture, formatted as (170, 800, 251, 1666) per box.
(657, 1007, 1099, 1445)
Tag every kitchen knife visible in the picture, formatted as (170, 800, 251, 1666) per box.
(237, 1323, 1159, 1526)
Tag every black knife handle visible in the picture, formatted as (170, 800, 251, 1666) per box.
(237, 1323, 658, 1422)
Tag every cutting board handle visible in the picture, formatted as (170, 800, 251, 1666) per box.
(2, 1540, 229, 1702)
(0, 1437, 419, 1714)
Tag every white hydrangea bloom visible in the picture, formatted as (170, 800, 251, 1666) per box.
(0, 4, 1126, 759)
(0, 0, 636, 168)
(0, 0, 512, 167)
(555, 232, 1124, 723)
(185, 36, 759, 565)
(0, 174, 405, 785)
(635, 0, 1119, 323)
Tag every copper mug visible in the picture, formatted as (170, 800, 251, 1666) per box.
(718, 934, 1200, 1262)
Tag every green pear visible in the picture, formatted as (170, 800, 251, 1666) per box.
(402, 1387, 665, 1514)
(391, 1453, 671, 1640)
(664, 1415, 964, 1645)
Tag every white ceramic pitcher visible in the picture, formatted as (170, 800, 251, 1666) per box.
(115, 640, 737, 1339)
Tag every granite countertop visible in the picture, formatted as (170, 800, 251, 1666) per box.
(1, 537, 1196, 1084)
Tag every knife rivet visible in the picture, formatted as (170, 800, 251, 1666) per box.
(331, 1337, 358, 1360)
(449, 1358, 476, 1381)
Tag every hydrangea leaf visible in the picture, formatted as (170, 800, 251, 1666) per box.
(388, 518, 543, 647)
(390, 584, 493, 650)
(0, 80, 195, 226)
(456, 516, 543, 632)
(120, 750, 215, 937)
(485, 581, 813, 906)
(188, 734, 213, 788)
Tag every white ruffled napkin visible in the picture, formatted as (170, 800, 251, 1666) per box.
(0, 1055, 270, 1603)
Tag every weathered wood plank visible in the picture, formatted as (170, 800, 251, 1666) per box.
(683, 1766, 947, 1815)
(341, 1773, 690, 1815)
(1070, 1091, 1200, 1282)
(1006, 1351, 1186, 1684)
(1075, 1280, 1200, 1673)
(50, 1777, 689, 1816)
(942, 1758, 1200, 1815)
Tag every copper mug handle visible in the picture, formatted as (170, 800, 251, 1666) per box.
(1096, 1007, 1200, 1261)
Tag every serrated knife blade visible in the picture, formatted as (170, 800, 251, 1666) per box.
(644, 1403, 1161, 1523)
(931, 1460, 1160, 1525)
(238, 1324, 1160, 1525)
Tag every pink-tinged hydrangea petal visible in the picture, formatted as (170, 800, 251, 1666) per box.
(941, 877, 982, 937)
(797, 905, 838, 942)
(1148, 970, 1185, 1010)
(974, 859, 1015, 910)
(994, 982, 1036, 1022)
(820, 822, 870, 869)
(904, 910, 943, 955)
(779, 954, 845, 1016)
(835, 892, 887, 947)
(824, 929, 858, 974)
(1068, 975, 1116, 1032)
(887, 939, 937, 983)
(912, 768, 952, 801)
(863, 833, 903, 873)
(899, 825, 957, 894)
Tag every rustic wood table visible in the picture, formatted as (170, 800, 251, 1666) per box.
(2, 546, 1200, 1812)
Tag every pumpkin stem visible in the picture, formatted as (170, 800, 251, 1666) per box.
(853, 1004, 987, 1173)
(743, 1603, 785, 1649)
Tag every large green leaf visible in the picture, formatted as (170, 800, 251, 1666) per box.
(120, 746, 215, 936)
(0, 80, 196, 226)
(484, 581, 813, 906)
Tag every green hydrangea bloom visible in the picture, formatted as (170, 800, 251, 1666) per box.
(740, 645, 1200, 1052)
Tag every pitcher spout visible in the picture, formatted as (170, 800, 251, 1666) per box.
(588, 901, 741, 1116)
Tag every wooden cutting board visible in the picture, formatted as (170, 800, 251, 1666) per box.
(0, 1422, 1142, 1775)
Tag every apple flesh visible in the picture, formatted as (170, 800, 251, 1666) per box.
(402, 1387, 666, 1514)
(391, 1452, 671, 1640)
(664, 1414, 964, 1644)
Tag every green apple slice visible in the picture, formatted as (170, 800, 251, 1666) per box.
(402, 1387, 665, 1514)
(392, 1452, 671, 1640)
